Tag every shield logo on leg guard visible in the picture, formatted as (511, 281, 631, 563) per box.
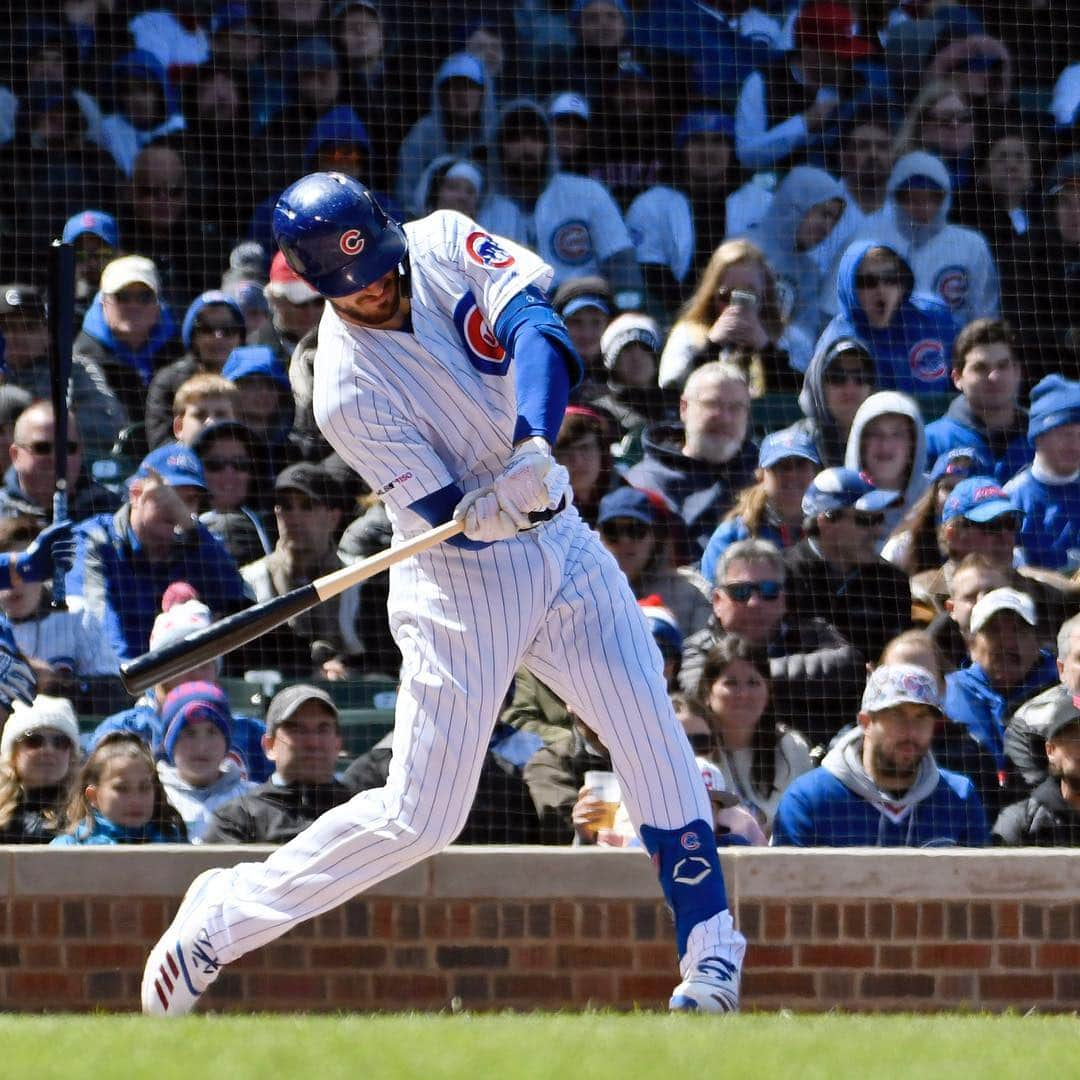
(673, 856, 712, 885)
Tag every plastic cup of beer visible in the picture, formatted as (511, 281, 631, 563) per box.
(584, 770, 621, 831)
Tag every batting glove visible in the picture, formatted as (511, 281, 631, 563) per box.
(453, 487, 520, 542)
(15, 519, 75, 584)
(494, 437, 562, 528)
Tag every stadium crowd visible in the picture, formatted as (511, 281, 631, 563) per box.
(0, 0, 1079, 849)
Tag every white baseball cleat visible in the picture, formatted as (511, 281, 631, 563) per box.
(669, 956, 741, 1013)
(141, 868, 226, 1017)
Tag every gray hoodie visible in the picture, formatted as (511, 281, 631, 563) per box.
(821, 726, 942, 846)
(844, 390, 929, 536)
(745, 166, 845, 370)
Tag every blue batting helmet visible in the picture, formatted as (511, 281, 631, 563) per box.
(271, 172, 407, 297)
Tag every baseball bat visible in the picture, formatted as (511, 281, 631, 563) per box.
(119, 518, 464, 694)
(48, 240, 75, 610)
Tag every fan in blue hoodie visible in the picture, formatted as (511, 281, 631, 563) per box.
(811, 238, 955, 395)
(221, 345, 299, 476)
(1005, 376, 1080, 573)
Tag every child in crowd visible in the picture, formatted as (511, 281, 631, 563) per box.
(156, 681, 257, 843)
(1005, 376, 1080, 573)
(51, 732, 187, 846)
(171, 372, 240, 446)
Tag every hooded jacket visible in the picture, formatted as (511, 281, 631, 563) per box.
(843, 390, 929, 535)
(813, 238, 955, 394)
(846, 152, 1000, 327)
(221, 345, 297, 450)
(1004, 460, 1080, 573)
(478, 99, 636, 289)
(157, 759, 257, 843)
(924, 395, 1033, 486)
(625, 422, 759, 555)
(771, 726, 988, 847)
(792, 335, 866, 467)
(396, 52, 497, 210)
(74, 291, 180, 422)
(91, 50, 186, 175)
(744, 166, 845, 370)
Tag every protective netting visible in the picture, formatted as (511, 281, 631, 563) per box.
(0, 0, 1078, 849)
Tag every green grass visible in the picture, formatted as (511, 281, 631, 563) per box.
(3, 1013, 1076, 1080)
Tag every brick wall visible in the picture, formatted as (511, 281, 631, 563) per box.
(2, 847, 1079, 1012)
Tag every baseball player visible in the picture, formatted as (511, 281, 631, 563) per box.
(142, 172, 745, 1017)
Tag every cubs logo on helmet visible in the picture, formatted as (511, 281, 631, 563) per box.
(464, 231, 515, 268)
(453, 293, 509, 376)
(908, 338, 946, 382)
(934, 265, 968, 310)
(339, 229, 366, 256)
(551, 221, 592, 266)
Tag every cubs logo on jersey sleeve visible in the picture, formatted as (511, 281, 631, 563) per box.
(551, 221, 593, 266)
(908, 338, 947, 382)
(934, 265, 969, 310)
(464, 231, 515, 269)
(453, 292, 510, 376)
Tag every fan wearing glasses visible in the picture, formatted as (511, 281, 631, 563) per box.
(815, 238, 955, 395)
(680, 537, 865, 754)
(596, 488, 712, 639)
(146, 291, 248, 450)
(0, 401, 120, 524)
(0, 695, 81, 844)
(784, 467, 913, 663)
(193, 420, 273, 569)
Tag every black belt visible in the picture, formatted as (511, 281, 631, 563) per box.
(527, 495, 567, 526)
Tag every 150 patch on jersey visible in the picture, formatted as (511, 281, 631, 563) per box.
(453, 293, 510, 376)
(465, 231, 515, 268)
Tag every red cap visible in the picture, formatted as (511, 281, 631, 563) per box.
(795, 2, 875, 58)
(267, 251, 321, 303)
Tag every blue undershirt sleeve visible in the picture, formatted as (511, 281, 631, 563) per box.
(494, 287, 583, 446)
(408, 482, 491, 551)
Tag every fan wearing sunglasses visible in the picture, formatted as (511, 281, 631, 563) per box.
(680, 538, 865, 754)
(146, 291, 248, 450)
(814, 239, 955, 394)
(193, 421, 273, 569)
(0, 695, 81, 844)
(784, 467, 913, 663)
(596, 488, 712, 638)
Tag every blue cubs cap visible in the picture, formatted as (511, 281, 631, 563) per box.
(1028, 374, 1080, 443)
(758, 428, 821, 470)
(929, 445, 993, 482)
(62, 209, 118, 248)
(135, 442, 207, 491)
(940, 476, 1019, 525)
(676, 111, 735, 148)
(161, 681, 232, 764)
(597, 486, 656, 526)
(802, 467, 899, 516)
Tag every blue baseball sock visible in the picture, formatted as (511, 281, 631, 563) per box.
(639, 820, 729, 958)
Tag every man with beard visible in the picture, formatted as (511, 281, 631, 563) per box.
(773, 663, 988, 846)
(478, 101, 642, 302)
(994, 688, 1080, 846)
(627, 361, 758, 557)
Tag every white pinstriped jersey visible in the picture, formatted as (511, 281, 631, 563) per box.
(313, 210, 561, 540)
(7, 596, 120, 676)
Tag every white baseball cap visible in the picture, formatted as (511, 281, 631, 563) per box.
(100, 255, 161, 296)
(970, 587, 1037, 635)
(548, 92, 590, 122)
